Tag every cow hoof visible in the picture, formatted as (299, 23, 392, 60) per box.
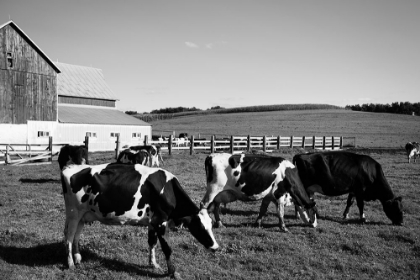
(279, 227, 289, 233)
(171, 272, 182, 280)
(360, 218, 367, 224)
(214, 221, 225, 228)
(74, 253, 82, 265)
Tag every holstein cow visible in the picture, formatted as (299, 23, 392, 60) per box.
(129, 145, 164, 167)
(405, 142, 420, 163)
(117, 148, 152, 166)
(201, 153, 317, 232)
(58, 145, 218, 279)
(293, 151, 403, 225)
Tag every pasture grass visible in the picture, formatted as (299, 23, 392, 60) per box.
(151, 109, 420, 148)
(1, 148, 419, 279)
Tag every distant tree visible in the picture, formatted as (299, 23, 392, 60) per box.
(346, 102, 420, 116)
(208, 106, 225, 110)
(125, 111, 138, 115)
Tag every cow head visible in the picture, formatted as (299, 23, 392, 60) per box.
(181, 209, 219, 252)
(295, 201, 318, 228)
(58, 145, 89, 170)
(383, 196, 403, 225)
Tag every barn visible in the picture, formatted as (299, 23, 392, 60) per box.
(0, 20, 151, 152)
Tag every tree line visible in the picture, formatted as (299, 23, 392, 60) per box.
(345, 102, 420, 115)
(129, 104, 341, 122)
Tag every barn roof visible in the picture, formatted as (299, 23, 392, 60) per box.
(56, 62, 118, 101)
(0, 20, 61, 73)
(58, 105, 150, 126)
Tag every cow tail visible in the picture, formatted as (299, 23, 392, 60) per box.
(204, 156, 213, 184)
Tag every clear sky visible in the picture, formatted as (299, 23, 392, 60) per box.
(1, 0, 419, 113)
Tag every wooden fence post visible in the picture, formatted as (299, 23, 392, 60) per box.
(5, 145, 9, 164)
(322, 136, 326, 150)
(115, 134, 120, 160)
(144, 135, 149, 145)
(190, 135, 194, 155)
(312, 136, 316, 149)
(277, 136, 281, 150)
(84, 136, 89, 150)
(247, 135, 251, 151)
(340, 136, 343, 149)
(48, 136, 53, 162)
(168, 137, 172, 155)
(290, 136, 294, 148)
(211, 135, 215, 153)
(263, 136, 267, 152)
(230, 136, 234, 154)
(302, 136, 306, 148)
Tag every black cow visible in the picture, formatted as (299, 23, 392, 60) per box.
(201, 153, 317, 232)
(129, 145, 164, 167)
(405, 142, 419, 163)
(117, 148, 152, 166)
(293, 151, 403, 225)
(58, 146, 218, 279)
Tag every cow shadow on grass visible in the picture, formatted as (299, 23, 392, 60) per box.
(19, 178, 60, 184)
(319, 215, 388, 226)
(0, 242, 165, 278)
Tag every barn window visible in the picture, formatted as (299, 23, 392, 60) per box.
(7, 52, 13, 68)
(37, 131, 50, 137)
(132, 133, 141, 138)
(86, 132, 97, 138)
(110, 132, 120, 138)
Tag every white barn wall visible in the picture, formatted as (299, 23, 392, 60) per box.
(56, 123, 151, 152)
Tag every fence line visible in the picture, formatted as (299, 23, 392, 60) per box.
(143, 135, 349, 156)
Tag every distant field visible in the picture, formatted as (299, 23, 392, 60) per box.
(0, 149, 419, 279)
(151, 109, 420, 148)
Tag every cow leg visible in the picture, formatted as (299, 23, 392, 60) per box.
(157, 232, 180, 279)
(64, 218, 79, 269)
(343, 193, 355, 219)
(254, 195, 273, 228)
(356, 196, 366, 223)
(273, 197, 289, 232)
(209, 190, 241, 228)
(148, 228, 162, 271)
(72, 220, 85, 265)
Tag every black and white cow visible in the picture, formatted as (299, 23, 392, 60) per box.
(129, 145, 164, 167)
(405, 142, 419, 163)
(293, 151, 403, 225)
(58, 145, 218, 279)
(200, 153, 317, 232)
(117, 148, 152, 166)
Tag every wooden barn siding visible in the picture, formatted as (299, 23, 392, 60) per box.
(0, 25, 57, 124)
(58, 96, 115, 107)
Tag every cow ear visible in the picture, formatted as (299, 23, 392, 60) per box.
(179, 216, 193, 227)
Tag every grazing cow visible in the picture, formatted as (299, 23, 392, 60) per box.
(117, 149, 152, 166)
(405, 142, 420, 163)
(293, 151, 403, 225)
(129, 145, 164, 167)
(58, 145, 89, 170)
(58, 145, 218, 279)
(201, 153, 317, 232)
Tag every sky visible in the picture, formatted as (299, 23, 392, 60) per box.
(1, 0, 419, 113)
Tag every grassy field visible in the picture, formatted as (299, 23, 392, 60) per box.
(1, 110, 419, 279)
(151, 109, 420, 148)
(0, 148, 419, 280)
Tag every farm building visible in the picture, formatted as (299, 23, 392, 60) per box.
(0, 20, 151, 152)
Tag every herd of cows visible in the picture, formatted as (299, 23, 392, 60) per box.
(56, 142, 419, 279)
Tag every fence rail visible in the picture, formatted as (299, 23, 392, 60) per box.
(144, 135, 351, 155)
